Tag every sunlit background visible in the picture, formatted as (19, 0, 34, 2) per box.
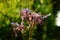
(56, 11, 60, 26)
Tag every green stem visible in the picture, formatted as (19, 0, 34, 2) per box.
(22, 33, 24, 40)
(29, 23, 34, 40)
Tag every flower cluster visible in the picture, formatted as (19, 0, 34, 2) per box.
(21, 8, 43, 24)
(11, 8, 51, 37)
(11, 22, 24, 37)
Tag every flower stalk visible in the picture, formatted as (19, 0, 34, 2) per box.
(11, 8, 51, 40)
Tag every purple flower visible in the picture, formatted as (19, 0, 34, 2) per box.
(21, 8, 30, 15)
(11, 22, 15, 24)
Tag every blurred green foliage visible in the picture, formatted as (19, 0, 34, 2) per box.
(0, 0, 59, 40)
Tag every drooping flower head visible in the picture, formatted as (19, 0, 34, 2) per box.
(42, 13, 51, 19)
